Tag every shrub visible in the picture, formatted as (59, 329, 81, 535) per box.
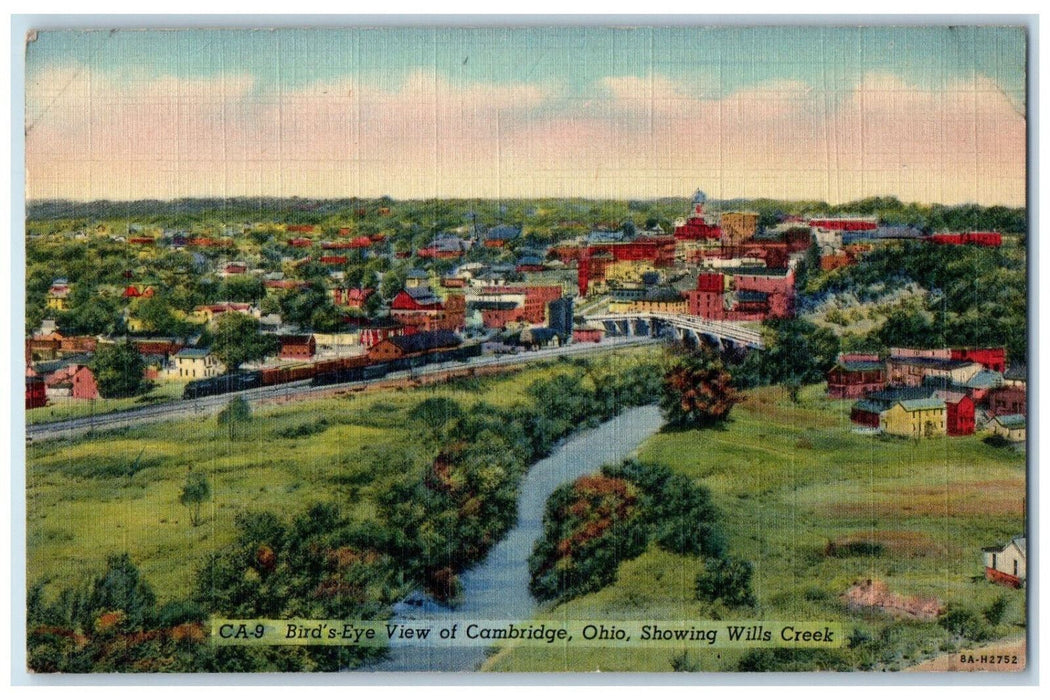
(938, 605, 989, 642)
(983, 595, 1009, 626)
(695, 557, 756, 608)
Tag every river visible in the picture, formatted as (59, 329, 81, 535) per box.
(364, 403, 665, 672)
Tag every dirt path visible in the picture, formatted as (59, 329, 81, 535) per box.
(904, 637, 1026, 672)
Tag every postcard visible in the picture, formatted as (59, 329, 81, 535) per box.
(20, 23, 1029, 676)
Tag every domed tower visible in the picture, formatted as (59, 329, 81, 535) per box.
(692, 189, 707, 217)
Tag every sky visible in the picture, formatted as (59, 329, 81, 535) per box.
(24, 26, 1028, 206)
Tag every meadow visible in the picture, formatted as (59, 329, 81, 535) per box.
(483, 384, 1027, 672)
(25, 350, 653, 605)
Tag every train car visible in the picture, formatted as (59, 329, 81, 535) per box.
(182, 371, 262, 400)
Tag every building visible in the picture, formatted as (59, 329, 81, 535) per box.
(929, 231, 1003, 247)
(573, 325, 604, 343)
(278, 335, 316, 360)
(193, 302, 259, 324)
(673, 190, 723, 241)
(849, 399, 884, 429)
(368, 330, 461, 363)
(826, 354, 887, 399)
(988, 385, 1026, 417)
(484, 224, 522, 248)
(332, 287, 374, 310)
(170, 348, 225, 379)
(26, 376, 47, 409)
(983, 537, 1026, 588)
(684, 268, 795, 321)
(720, 211, 760, 245)
(934, 390, 975, 436)
(46, 280, 71, 311)
(988, 414, 1026, 442)
(885, 355, 982, 388)
(389, 286, 464, 332)
(880, 398, 947, 438)
(949, 347, 1007, 373)
(546, 296, 574, 340)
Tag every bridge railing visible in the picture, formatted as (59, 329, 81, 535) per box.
(584, 312, 764, 348)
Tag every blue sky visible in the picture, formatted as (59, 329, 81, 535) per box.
(28, 26, 1026, 105)
(25, 26, 1028, 204)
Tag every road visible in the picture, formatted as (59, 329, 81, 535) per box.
(26, 336, 659, 443)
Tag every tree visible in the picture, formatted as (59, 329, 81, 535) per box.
(217, 396, 253, 439)
(91, 340, 147, 398)
(660, 350, 739, 428)
(179, 471, 211, 527)
(211, 312, 275, 371)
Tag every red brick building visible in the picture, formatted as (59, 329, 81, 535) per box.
(936, 390, 975, 436)
(950, 347, 1007, 373)
(988, 385, 1026, 417)
(278, 335, 316, 360)
(929, 231, 1002, 247)
(826, 354, 887, 399)
(390, 288, 465, 333)
(26, 376, 47, 409)
(71, 366, 100, 400)
(683, 268, 795, 321)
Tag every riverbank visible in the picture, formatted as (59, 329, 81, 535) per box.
(483, 384, 1027, 672)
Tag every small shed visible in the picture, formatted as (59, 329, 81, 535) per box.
(983, 537, 1026, 587)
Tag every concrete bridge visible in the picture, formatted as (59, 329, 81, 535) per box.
(584, 312, 765, 350)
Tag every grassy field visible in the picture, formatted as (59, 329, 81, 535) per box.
(25, 349, 652, 604)
(484, 384, 1027, 672)
(26, 380, 186, 425)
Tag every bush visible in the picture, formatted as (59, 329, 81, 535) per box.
(938, 605, 989, 642)
(695, 557, 756, 608)
(983, 595, 1009, 626)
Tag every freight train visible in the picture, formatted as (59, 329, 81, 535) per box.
(182, 343, 482, 399)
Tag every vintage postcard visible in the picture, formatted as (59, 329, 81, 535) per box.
(20, 23, 1029, 676)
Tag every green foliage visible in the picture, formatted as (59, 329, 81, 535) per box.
(530, 461, 725, 604)
(660, 349, 739, 428)
(179, 471, 211, 527)
(806, 240, 1026, 362)
(408, 396, 463, 441)
(938, 605, 989, 642)
(983, 595, 1010, 626)
(91, 340, 147, 398)
(529, 475, 649, 604)
(695, 556, 756, 608)
(603, 460, 725, 557)
(731, 318, 840, 389)
(210, 312, 275, 371)
(736, 648, 853, 672)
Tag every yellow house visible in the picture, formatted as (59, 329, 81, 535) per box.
(881, 398, 947, 437)
(168, 348, 225, 380)
(46, 282, 71, 311)
(989, 414, 1026, 442)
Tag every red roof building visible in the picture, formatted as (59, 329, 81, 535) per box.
(26, 376, 47, 409)
(929, 232, 1002, 247)
(684, 269, 795, 321)
(333, 287, 374, 309)
(950, 347, 1007, 373)
(71, 366, 100, 400)
(278, 334, 316, 360)
(826, 355, 887, 399)
(937, 390, 975, 436)
(988, 385, 1026, 417)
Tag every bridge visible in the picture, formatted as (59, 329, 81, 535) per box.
(584, 312, 765, 350)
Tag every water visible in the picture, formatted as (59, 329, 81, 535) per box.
(365, 404, 665, 672)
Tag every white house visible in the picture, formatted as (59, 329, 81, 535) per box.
(983, 536, 1026, 587)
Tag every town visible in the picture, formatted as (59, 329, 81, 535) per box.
(25, 190, 1026, 449)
